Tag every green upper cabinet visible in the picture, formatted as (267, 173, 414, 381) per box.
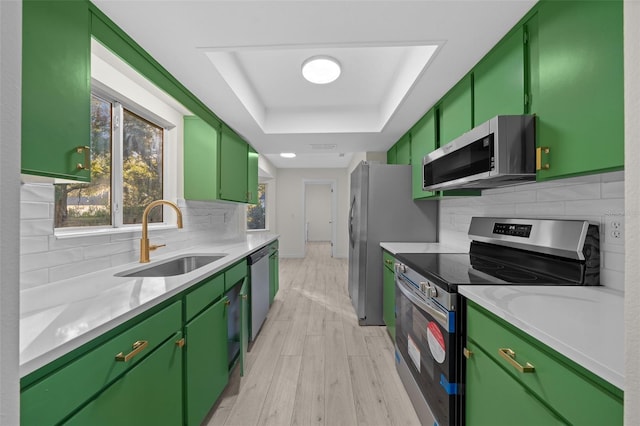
(22, 0, 91, 181)
(438, 75, 473, 146)
(184, 116, 219, 201)
(410, 110, 436, 199)
(219, 125, 249, 203)
(532, 0, 624, 180)
(247, 147, 259, 205)
(395, 133, 411, 165)
(386, 144, 397, 164)
(474, 26, 526, 125)
(184, 117, 256, 204)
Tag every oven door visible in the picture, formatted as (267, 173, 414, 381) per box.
(395, 271, 458, 425)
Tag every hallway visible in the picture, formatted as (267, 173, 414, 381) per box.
(207, 242, 420, 426)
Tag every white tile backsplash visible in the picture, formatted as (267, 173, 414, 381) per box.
(439, 171, 625, 291)
(20, 182, 245, 288)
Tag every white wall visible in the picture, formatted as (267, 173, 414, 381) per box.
(624, 1, 640, 422)
(276, 168, 349, 258)
(305, 184, 332, 241)
(439, 171, 625, 291)
(0, 0, 21, 423)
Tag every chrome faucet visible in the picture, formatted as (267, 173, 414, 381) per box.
(140, 200, 183, 263)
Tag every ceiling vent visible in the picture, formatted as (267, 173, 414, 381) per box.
(310, 144, 337, 150)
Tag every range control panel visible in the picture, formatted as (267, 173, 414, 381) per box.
(493, 222, 532, 238)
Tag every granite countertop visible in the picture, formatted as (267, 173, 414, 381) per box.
(460, 285, 625, 390)
(20, 233, 278, 377)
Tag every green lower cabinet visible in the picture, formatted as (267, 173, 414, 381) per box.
(185, 296, 229, 426)
(466, 301, 623, 426)
(240, 279, 249, 376)
(66, 332, 184, 426)
(382, 255, 396, 341)
(269, 246, 279, 305)
(465, 340, 565, 426)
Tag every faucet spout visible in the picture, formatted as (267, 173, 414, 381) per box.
(140, 200, 183, 263)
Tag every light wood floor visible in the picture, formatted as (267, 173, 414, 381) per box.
(206, 242, 421, 426)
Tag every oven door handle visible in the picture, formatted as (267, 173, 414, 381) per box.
(396, 274, 449, 329)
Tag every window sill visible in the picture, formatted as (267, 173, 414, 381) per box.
(247, 228, 268, 233)
(54, 223, 178, 240)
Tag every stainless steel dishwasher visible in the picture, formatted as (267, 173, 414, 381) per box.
(248, 246, 270, 341)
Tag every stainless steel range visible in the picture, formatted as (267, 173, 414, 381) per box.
(393, 217, 600, 426)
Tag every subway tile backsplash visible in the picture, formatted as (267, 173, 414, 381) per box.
(19, 182, 245, 289)
(438, 171, 625, 292)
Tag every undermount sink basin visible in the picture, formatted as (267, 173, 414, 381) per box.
(116, 254, 227, 278)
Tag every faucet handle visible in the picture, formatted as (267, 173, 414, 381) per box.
(149, 244, 166, 251)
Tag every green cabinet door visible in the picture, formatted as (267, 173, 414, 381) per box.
(411, 110, 437, 199)
(395, 133, 411, 165)
(220, 125, 249, 202)
(382, 252, 396, 341)
(22, 0, 91, 181)
(533, 1, 623, 180)
(387, 144, 397, 164)
(66, 332, 184, 426)
(465, 341, 565, 426)
(474, 26, 526, 125)
(248, 147, 259, 204)
(185, 297, 229, 426)
(240, 278, 249, 376)
(439, 75, 473, 146)
(269, 247, 279, 305)
(184, 116, 220, 201)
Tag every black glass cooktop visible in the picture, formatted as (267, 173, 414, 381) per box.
(395, 242, 588, 292)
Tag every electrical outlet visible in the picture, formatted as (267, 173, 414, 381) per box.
(604, 216, 625, 245)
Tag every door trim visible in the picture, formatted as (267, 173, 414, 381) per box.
(302, 179, 337, 257)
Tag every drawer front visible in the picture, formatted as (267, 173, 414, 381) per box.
(466, 302, 623, 425)
(185, 273, 224, 321)
(382, 250, 395, 271)
(225, 259, 247, 291)
(21, 301, 182, 426)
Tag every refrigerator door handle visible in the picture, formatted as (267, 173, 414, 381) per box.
(349, 196, 356, 248)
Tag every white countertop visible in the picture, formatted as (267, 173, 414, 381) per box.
(20, 233, 278, 377)
(460, 285, 625, 390)
(380, 242, 465, 255)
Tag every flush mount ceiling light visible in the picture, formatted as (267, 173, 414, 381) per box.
(301, 56, 341, 84)
(280, 152, 296, 158)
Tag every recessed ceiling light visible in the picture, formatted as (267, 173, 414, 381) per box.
(280, 152, 296, 158)
(301, 56, 341, 84)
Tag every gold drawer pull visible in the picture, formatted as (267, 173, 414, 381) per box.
(463, 347, 473, 359)
(76, 145, 90, 170)
(536, 147, 550, 171)
(115, 340, 149, 362)
(176, 338, 185, 348)
(385, 259, 393, 265)
(498, 348, 535, 373)
(241, 294, 248, 300)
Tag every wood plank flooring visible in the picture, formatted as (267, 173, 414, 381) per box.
(206, 242, 420, 426)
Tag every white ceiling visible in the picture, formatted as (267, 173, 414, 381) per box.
(92, 0, 537, 169)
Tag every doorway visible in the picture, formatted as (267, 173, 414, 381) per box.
(303, 180, 336, 257)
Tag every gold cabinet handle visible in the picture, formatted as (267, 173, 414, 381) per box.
(536, 147, 550, 171)
(498, 348, 535, 373)
(176, 338, 185, 348)
(463, 347, 473, 359)
(241, 294, 248, 300)
(384, 259, 393, 265)
(224, 300, 231, 306)
(76, 145, 90, 170)
(115, 340, 148, 362)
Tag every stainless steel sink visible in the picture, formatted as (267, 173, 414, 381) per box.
(115, 254, 227, 277)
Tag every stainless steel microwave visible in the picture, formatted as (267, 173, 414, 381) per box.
(423, 115, 535, 191)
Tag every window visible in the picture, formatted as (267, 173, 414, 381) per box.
(55, 94, 164, 228)
(247, 183, 267, 230)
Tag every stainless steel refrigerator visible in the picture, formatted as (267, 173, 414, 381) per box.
(348, 161, 438, 325)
